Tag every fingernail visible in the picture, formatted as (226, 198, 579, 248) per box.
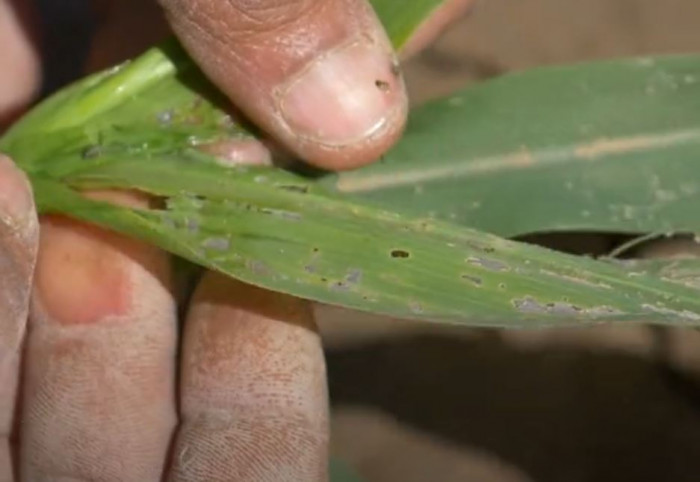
(277, 36, 406, 147)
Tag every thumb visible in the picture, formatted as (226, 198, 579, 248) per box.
(158, 0, 408, 171)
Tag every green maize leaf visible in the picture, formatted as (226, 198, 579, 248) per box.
(25, 152, 700, 327)
(5, 22, 700, 326)
(329, 55, 700, 237)
(607, 257, 700, 291)
(0, 41, 232, 169)
(370, 0, 445, 48)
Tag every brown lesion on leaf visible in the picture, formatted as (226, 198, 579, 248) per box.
(467, 256, 509, 272)
(513, 297, 582, 316)
(512, 296, 624, 318)
(574, 131, 697, 160)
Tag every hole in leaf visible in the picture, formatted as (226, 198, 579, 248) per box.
(391, 249, 410, 259)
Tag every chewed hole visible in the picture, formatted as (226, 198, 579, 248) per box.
(391, 249, 410, 259)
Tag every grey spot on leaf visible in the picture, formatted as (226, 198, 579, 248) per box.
(467, 257, 509, 272)
(202, 237, 230, 251)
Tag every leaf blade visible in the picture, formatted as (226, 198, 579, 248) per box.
(331, 55, 700, 236)
(371, 0, 446, 48)
(30, 156, 700, 328)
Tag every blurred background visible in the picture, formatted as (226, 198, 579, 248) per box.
(36, 1, 700, 481)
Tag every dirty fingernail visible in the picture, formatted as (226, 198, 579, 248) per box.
(277, 36, 406, 147)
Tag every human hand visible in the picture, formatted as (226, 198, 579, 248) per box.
(0, 0, 474, 480)
(0, 164, 329, 481)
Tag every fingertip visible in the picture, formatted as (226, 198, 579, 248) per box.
(0, 155, 36, 232)
(299, 119, 407, 171)
(190, 273, 315, 329)
(171, 273, 329, 481)
(286, 75, 408, 171)
(35, 215, 142, 326)
(34, 191, 168, 326)
(162, 0, 408, 172)
(274, 34, 409, 170)
(22, 191, 177, 481)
